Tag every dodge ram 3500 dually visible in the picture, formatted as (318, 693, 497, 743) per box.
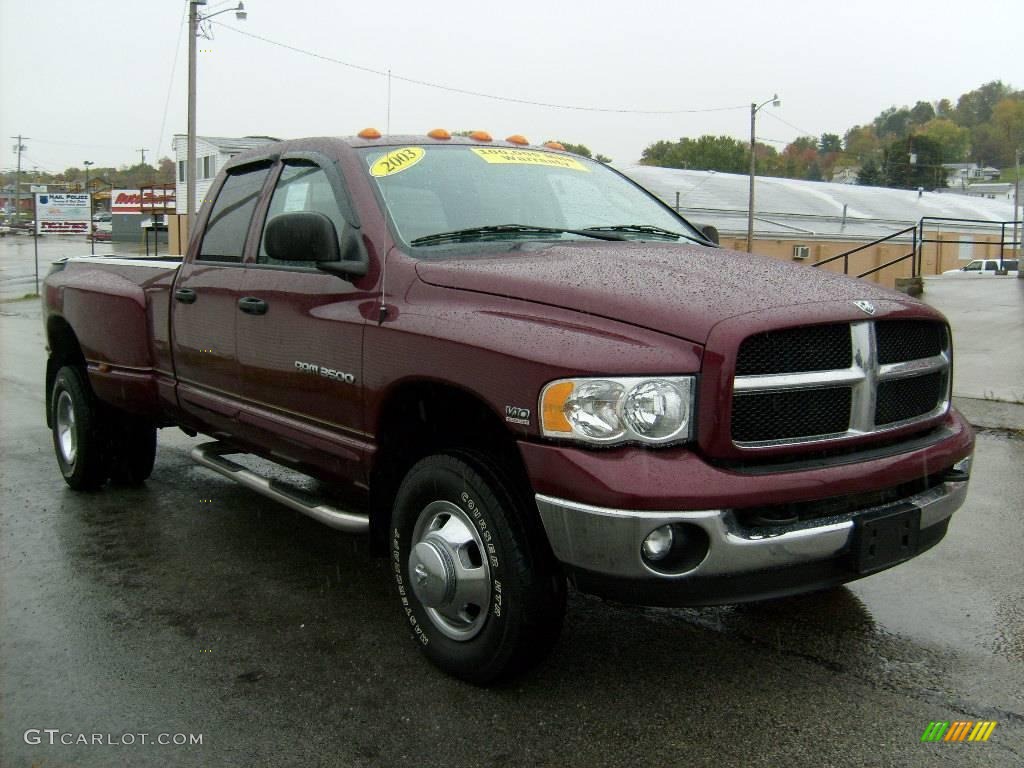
(42, 133, 974, 683)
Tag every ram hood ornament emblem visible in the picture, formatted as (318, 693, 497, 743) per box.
(853, 300, 876, 316)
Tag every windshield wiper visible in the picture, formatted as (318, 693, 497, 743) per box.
(409, 224, 626, 247)
(583, 224, 705, 244)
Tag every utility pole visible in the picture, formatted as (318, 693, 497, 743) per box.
(10, 135, 28, 223)
(746, 96, 780, 253)
(187, 1, 200, 235)
(1015, 149, 1022, 277)
(137, 148, 148, 167)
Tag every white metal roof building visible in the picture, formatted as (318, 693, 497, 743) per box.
(618, 164, 1019, 242)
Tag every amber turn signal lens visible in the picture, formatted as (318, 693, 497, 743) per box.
(505, 134, 529, 145)
(427, 128, 452, 140)
(358, 127, 382, 139)
(541, 381, 575, 434)
(469, 130, 493, 142)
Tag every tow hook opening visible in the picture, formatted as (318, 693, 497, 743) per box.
(942, 456, 972, 483)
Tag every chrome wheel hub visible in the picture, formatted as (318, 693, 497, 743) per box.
(56, 391, 77, 465)
(408, 500, 491, 641)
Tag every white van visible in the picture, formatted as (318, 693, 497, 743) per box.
(943, 259, 1019, 277)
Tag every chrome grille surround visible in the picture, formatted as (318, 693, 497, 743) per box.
(732, 321, 951, 449)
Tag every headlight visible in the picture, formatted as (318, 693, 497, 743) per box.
(540, 376, 695, 446)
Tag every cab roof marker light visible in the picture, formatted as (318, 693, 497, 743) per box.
(358, 128, 382, 139)
(506, 134, 529, 145)
(543, 141, 566, 151)
(428, 128, 452, 140)
(469, 131, 493, 142)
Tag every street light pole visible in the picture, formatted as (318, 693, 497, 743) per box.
(187, 1, 199, 238)
(84, 160, 94, 254)
(746, 94, 780, 253)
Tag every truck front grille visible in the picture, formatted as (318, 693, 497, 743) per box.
(731, 320, 950, 448)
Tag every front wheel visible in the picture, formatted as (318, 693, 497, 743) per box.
(391, 452, 566, 684)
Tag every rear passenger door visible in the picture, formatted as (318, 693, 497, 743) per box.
(235, 156, 368, 480)
(172, 162, 271, 431)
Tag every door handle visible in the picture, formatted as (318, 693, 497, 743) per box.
(174, 288, 197, 304)
(238, 296, 269, 315)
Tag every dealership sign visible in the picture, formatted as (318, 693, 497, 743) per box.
(35, 193, 90, 234)
(111, 188, 176, 214)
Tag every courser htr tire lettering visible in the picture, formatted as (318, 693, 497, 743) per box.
(391, 452, 566, 683)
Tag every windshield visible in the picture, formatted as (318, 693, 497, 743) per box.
(357, 145, 705, 249)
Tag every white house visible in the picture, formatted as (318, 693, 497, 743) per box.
(172, 135, 279, 213)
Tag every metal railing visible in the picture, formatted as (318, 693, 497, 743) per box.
(811, 217, 1022, 280)
(811, 225, 917, 278)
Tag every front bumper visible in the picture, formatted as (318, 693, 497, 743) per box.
(536, 472, 970, 606)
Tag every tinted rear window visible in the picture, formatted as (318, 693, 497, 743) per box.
(199, 164, 271, 262)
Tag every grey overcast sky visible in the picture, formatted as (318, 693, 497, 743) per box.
(1, 0, 1020, 173)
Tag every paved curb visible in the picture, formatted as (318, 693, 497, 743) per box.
(953, 396, 1024, 433)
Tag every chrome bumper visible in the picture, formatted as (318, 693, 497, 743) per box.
(535, 479, 969, 582)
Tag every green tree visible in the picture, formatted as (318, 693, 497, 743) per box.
(909, 100, 936, 126)
(594, 153, 613, 164)
(919, 118, 970, 163)
(819, 133, 842, 154)
(844, 125, 881, 159)
(954, 81, 1015, 127)
(556, 142, 593, 158)
(992, 98, 1024, 163)
(856, 156, 884, 186)
(157, 157, 175, 184)
(874, 106, 912, 139)
(883, 135, 945, 189)
(640, 135, 749, 173)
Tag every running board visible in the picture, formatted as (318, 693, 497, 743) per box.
(190, 441, 369, 533)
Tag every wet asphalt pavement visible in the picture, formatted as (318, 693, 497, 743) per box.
(1, 244, 1023, 766)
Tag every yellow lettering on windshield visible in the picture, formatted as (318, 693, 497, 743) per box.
(469, 147, 589, 171)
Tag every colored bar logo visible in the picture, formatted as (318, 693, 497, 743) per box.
(921, 721, 997, 742)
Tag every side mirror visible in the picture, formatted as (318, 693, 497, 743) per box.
(699, 224, 719, 245)
(264, 211, 367, 278)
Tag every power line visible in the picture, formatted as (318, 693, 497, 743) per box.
(764, 111, 819, 138)
(156, 0, 189, 163)
(212, 21, 749, 116)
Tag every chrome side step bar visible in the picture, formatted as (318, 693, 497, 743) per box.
(190, 441, 369, 533)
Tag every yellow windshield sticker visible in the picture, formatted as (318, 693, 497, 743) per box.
(369, 147, 425, 177)
(469, 147, 589, 172)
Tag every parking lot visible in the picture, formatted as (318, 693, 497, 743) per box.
(1, 236, 1022, 766)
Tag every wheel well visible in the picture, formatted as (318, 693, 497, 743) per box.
(45, 316, 87, 428)
(368, 382, 534, 554)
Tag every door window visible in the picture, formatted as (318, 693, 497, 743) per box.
(258, 162, 347, 268)
(198, 164, 272, 263)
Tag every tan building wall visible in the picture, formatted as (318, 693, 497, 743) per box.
(720, 232, 1009, 290)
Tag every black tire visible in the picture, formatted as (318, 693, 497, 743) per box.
(107, 412, 157, 485)
(50, 366, 110, 490)
(391, 452, 566, 684)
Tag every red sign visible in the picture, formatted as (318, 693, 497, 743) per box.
(111, 189, 176, 214)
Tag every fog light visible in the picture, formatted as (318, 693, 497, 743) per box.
(642, 525, 674, 561)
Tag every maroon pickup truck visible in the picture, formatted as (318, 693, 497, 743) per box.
(42, 133, 974, 683)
